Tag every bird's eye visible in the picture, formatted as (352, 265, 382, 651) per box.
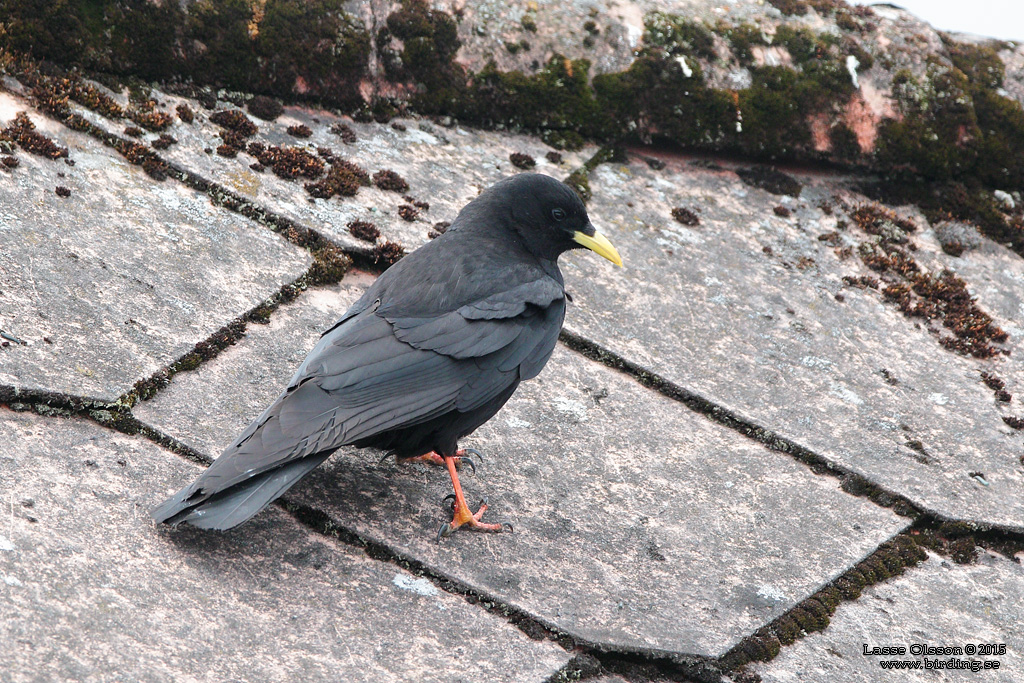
(551, 208, 567, 221)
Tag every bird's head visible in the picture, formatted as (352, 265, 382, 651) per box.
(479, 173, 622, 266)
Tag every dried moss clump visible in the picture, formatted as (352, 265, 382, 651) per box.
(307, 243, 352, 286)
(210, 109, 258, 136)
(1002, 416, 1024, 430)
(127, 103, 172, 132)
(3, 112, 69, 159)
(736, 167, 802, 197)
(287, 124, 313, 138)
(114, 139, 168, 180)
(428, 221, 450, 239)
(373, 169, 409, 192)
(509, 152, 536, 169)
(671, 207, 700, 226)
(305, 159, 370, 198)
(373, 240, 406, 267)
(257, 146, 324, 180)
(176, 103, 194, 123)
(248, 95, 283, 121)
(347, 220, 380, 242)
(397, 204, 419, 221)
(210, 109, 258, 153)
(151, 134, 176, 150)
(330, 123, 357, 144)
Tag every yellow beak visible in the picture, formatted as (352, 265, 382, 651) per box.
(573, 229, 623, 267)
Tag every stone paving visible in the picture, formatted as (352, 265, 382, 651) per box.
(2, 73, 1022, 683)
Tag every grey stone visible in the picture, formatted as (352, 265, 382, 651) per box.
(134, 276, 908, 657)
(559, 154, 1024, 531)
(66, 85, 594, 255)
(932, 220, 982, 254)
(0, 93, 311, 402)
(0, 409, 570, 683)
(751, 550, 1024, 682)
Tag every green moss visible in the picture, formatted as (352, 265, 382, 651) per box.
(877, 62, 981, 180)
(380, 0, 465, 114)
(565, 169, 591, 202)
(540, 129, 585, 151)
(256, 0, 369, 108)
(186, 0, 259, 90)
(766, 0, 809, 16)
(741, 61, 853, 157)
(829, 121, 860, 160)
(718, 22, 767, 65)
(0, 0, 368, 110)
(0, 1, 182, 79)
(773, 25, 838, 65)
(458, 56, 603, 135)
(843, 37, 874, 72)
(644, 12, 716, 60)
(593, 54, 735, 146)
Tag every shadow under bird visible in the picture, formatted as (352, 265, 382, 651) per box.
(152, 173, 622, 539)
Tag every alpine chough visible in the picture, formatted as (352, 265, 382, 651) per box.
(152, 173, 622, 539)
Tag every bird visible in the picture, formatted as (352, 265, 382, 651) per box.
(151, 172, 622, 539)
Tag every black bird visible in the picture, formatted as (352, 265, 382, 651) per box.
(152, 173, 621, 538)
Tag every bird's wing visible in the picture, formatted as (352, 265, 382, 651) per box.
(384, 277, 564, 357)
(381, 276, 565, 410)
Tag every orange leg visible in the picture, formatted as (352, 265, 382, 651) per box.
(436, 455, 510, 541)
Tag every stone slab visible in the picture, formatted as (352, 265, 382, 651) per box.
(135, 275, 908, 658)
(66, 83, 595, 254)
(0, 92, 311, 402)
(558, 152, 1024, 531)
(0, 408, 570, 683)
(751, 550, 1024, 682)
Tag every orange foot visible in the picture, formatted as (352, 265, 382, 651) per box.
(436, 454, 512, 542)
(395, 448, 482, 473)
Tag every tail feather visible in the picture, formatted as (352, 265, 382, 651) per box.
(152, 451, 333, 530)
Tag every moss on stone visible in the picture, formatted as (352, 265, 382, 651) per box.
(644, 12, 717, 60)
(380, 0, 464, 114)
(459, 56, 604, 135)
(718, 22, 767, 65)
(593, 54, 734, 147)
(0, 0, 369, 110)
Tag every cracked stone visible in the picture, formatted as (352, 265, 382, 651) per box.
(0, 409, 570, 683)
(751, 550, 1024, 682)
(0, 93, 311, 402)
(135, 275, 907, 657)
(560, 153, 1024, 532)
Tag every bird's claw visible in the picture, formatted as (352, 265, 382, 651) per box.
(461, 448, 483, 463)
(441, 493, 457, 509)
(436, 522, 453, 543)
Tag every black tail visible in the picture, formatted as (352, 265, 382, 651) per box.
(151, 452, 333, 530)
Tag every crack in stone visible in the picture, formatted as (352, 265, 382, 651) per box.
(557, 329, 926, 520)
